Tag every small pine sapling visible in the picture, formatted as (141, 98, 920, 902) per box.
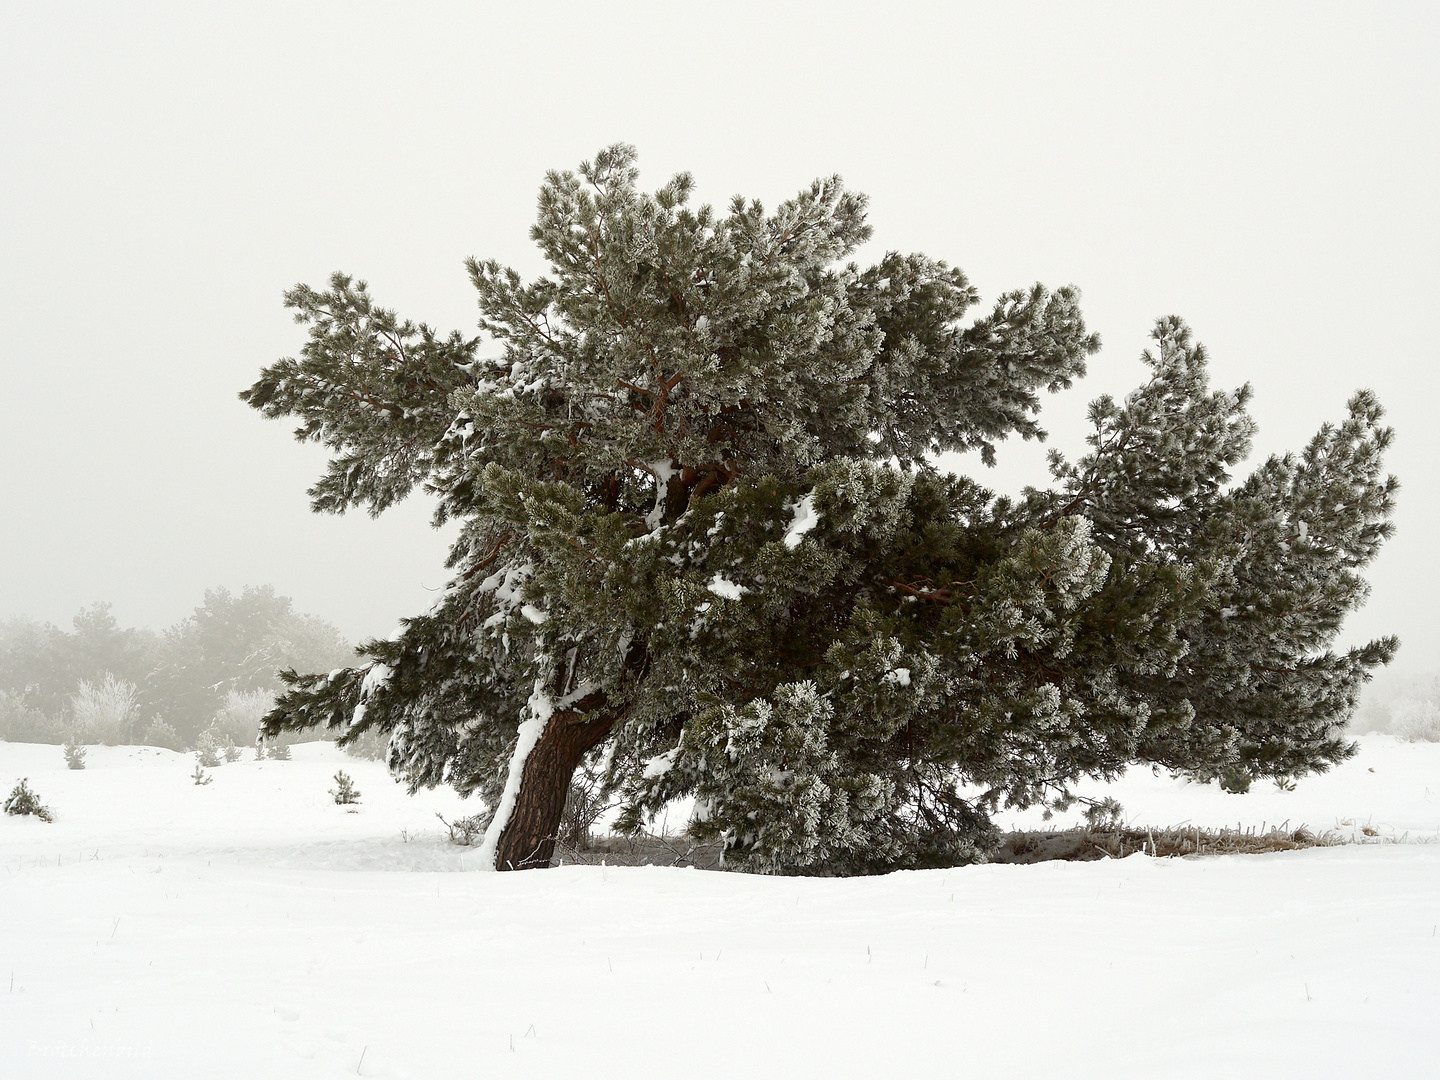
(1219, 765, 1253, 795)
(194, 728, 223, 768)
(4, 779, 54, 821)
(267, 740, 291, 761)
(191, 762, 213, 786)
(62, 739, 87, 770)
(223, 736, 241, 763)
(329, 770, 361, 805)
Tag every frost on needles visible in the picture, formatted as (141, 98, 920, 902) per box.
(241, 145, 1396, 874)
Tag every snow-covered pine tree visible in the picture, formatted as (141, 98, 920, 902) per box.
(243, 146, 1395, 873)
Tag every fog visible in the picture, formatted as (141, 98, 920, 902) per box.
(2, 3, 1436, 701)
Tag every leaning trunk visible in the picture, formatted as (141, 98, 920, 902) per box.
(493, 709, 614, 870)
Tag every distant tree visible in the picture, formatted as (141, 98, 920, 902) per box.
(70, 673, 140, 746)
(0, 617, 54, 708)
(244, 146, 1396, 874)
(1389, 697, 1440, 742)
(0, 606, 157, 722)
(138, 716, 184, 751)
(0, 688, 64, 744)
(148, 586, 351, 741)
(66, 603, 159, 692)
(210, 688, 275, 749)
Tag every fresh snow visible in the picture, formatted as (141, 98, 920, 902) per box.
(993, 734, 1440, 840)
(1, 735, 1437, 1078)
(643, 458, 676, 532)
(705, 573, 748, 600)
(782, 492, 819, 548)
(358, 663, 392, 699)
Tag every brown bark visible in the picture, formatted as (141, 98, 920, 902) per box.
(493, 705, 615, 871)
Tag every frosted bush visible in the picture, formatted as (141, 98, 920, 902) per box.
(194, 728, 224, 767)
(1389, 697, 1440, 743)
(211, 689, 273, 748)
(0, 690, 63, 744)
(140, 716, 184, 751)
(70, 674, 140, 745)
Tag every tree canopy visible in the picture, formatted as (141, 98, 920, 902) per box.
(0, 589, 351, 745)
(244, 145, 1396, 873)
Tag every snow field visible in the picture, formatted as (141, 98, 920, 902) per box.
(1, 738, 1437, 1079)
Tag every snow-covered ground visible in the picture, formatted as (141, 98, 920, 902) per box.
(2, 737, 1437, 1079)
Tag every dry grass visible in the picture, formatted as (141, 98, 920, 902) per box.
(552, 831, 726, 870)
(989, 822, 1350, 864)
(515, 819, 1421, 872)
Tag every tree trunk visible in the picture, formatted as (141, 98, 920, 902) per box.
(493, 708, 615, 871)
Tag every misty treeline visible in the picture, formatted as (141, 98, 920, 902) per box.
(0, 586, 353, 752)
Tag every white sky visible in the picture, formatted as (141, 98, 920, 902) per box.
(2, 3, 1436, 686)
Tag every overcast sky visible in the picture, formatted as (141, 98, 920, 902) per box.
(2, 3, 1436, 689)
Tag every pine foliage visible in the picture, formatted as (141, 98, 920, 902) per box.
(243, 147, 1395, 874)
(330, 770, 361, 805)
(5, 778, 54, 821)
(194, 728, 223, 768)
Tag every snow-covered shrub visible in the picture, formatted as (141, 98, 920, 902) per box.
(4, 778, 53, 821)
(191, 763, 213, 786)
(436, 812, 488, 846)
(139, 716, 184, 751)
(222, 736, 241, 763)
(194, 728, 223, 767)
(70, 674, 139, 746)
(266, 738, 292, 761)
(1389, 697, 1440, 742)
(210, 688, 272, 749)
(0, 690, 64, 744)
(62, 739, 86, 770)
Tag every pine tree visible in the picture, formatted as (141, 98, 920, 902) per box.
(194, 728, 223, 768)
(243, 146, 1395, 874)
(330, 770, 361, 805)
(5, 778, 54, 821)
(62, 738, 86, 770)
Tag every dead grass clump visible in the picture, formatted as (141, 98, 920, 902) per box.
(552, 831, 725, 870)
(991, 822, 1343, 864)
(435, 812, 487, 846)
